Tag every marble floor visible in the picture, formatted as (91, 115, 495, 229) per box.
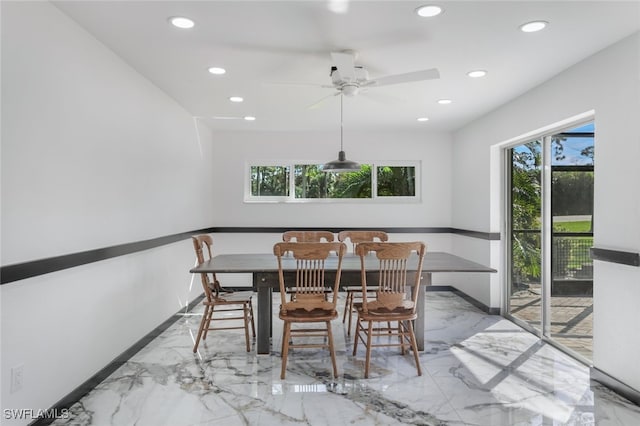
(509, 289, 593, 360)
(54, 292, 640, 426)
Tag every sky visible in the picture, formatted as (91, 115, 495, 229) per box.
(512, 122, 594, 167)
(555, 122, 594, 166)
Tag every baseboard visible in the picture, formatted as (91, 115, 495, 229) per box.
(30, 295, 204, 426)
(590, 367, 640, 406)
(428, 285, 500, 315)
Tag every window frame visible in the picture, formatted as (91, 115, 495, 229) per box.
(244, 160, 421, 203)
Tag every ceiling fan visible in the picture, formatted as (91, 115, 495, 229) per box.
(299, 50, 439, 107)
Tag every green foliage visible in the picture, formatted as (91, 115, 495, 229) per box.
(333, 165, 372, 198)
(511, 141, 542, 283)
(251, 163, 413, 199)
(377, 166, 416, 196)
(251, 166, 289, 196)
(294, 164, 372, 198)
(552, 172, 594, 215)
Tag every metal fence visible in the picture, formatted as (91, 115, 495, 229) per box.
(553, 234, 593, 279)
(511, 231, 593, 284)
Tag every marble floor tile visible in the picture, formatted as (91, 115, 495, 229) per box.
(53, 292, 640, 426)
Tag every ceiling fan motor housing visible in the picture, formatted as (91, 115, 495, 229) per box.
(330, 65, 368, 84)
(330, 65, 369, 96)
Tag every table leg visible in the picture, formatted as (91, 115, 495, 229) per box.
(257, 283, 272, 354)
(415, 273, 430, 351)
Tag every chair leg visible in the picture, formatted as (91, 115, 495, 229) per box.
(398, 320, 406, 355)
(202, 304, 215, 340)
(281, 321, 291, 379)
(249, 301, 256, 338)
(243, 304, 251, 352)
(326, 321, 338, 378)
(193, 304, 211, 353)
(342, 291, 351, 323)
(347, 294, 355, 336)
(364, 320, 374, 379)
(407, 320, 422, 376)
(352, 315, 361, 356)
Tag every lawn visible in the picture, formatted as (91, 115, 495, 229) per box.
(553, 220, 592, 233)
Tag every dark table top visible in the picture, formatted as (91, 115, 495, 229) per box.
(190, 251, 497, 274)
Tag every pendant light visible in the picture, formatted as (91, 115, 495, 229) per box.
(322, 94, 361, 173)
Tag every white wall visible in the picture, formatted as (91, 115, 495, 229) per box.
(210, 129, 453, 227)
(1, 2, 210, 423)
(451, 33, 640, 391)
(207, 128, 456, 286)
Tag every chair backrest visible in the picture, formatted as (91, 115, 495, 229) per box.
(192, 235, 218, 300)
(338, 230, 388, 253)
(356, 241, 426, 314)
(282, 230, 335, 242)
(273, 242, 346, 312)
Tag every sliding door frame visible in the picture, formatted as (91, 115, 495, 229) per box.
(502, 114, 595, 366)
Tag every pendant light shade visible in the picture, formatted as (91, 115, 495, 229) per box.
(322, 95, 361, 173)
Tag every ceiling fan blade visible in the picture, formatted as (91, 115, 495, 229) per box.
(330, 51, 356, 82)
(210, 116, 244, 120)
(368, 68, 440, 87)
(264, 81, 324, 88)
(307, 92, 339, 109)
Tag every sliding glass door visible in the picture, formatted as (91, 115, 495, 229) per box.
(508, 139, 543, 333)
(506, 122, 594, 362)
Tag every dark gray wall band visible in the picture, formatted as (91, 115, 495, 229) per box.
(1, 227, 498, 285)
(590, 247, 640, 267)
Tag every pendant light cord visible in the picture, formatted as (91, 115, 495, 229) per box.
(340, 94, 344, 151)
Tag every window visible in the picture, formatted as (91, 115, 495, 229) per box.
(377, 166, 416, 197)
(250, 166, 289, 197)
(245, 162, 419, 202)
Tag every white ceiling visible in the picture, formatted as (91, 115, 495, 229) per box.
(53, 1, 640, 133)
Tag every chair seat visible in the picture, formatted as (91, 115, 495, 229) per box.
(287, 286, 332, 293)
(280, 308, 337, 321)
(356, 307, 416, 320)
(343, 285, 380, 292)
(212, 292, 253, 303)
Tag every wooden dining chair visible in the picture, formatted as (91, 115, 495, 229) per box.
(282, 230, 335, 242)
(337, 230, 389, 336)
(282, 231, 335, 300)
(352, 241, 426, 378)
(191, 235, 255, 353)
(273, 241, 347, 379)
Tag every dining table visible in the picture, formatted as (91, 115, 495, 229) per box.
(190, 251, 496, 354)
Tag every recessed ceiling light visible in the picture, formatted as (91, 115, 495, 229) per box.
(169, 16, 195, 29)
(327, 0, 349, 14)
(467, 70, 487, 78)
(244, 116, 256, 121)
(208, 67, 226, 75)
(229, 96, 243, 103)
(415, 5, 443, 17)
(520, 20, 548, 33)
(417, 117, 429, 122)
(437, 99, 452, 105)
